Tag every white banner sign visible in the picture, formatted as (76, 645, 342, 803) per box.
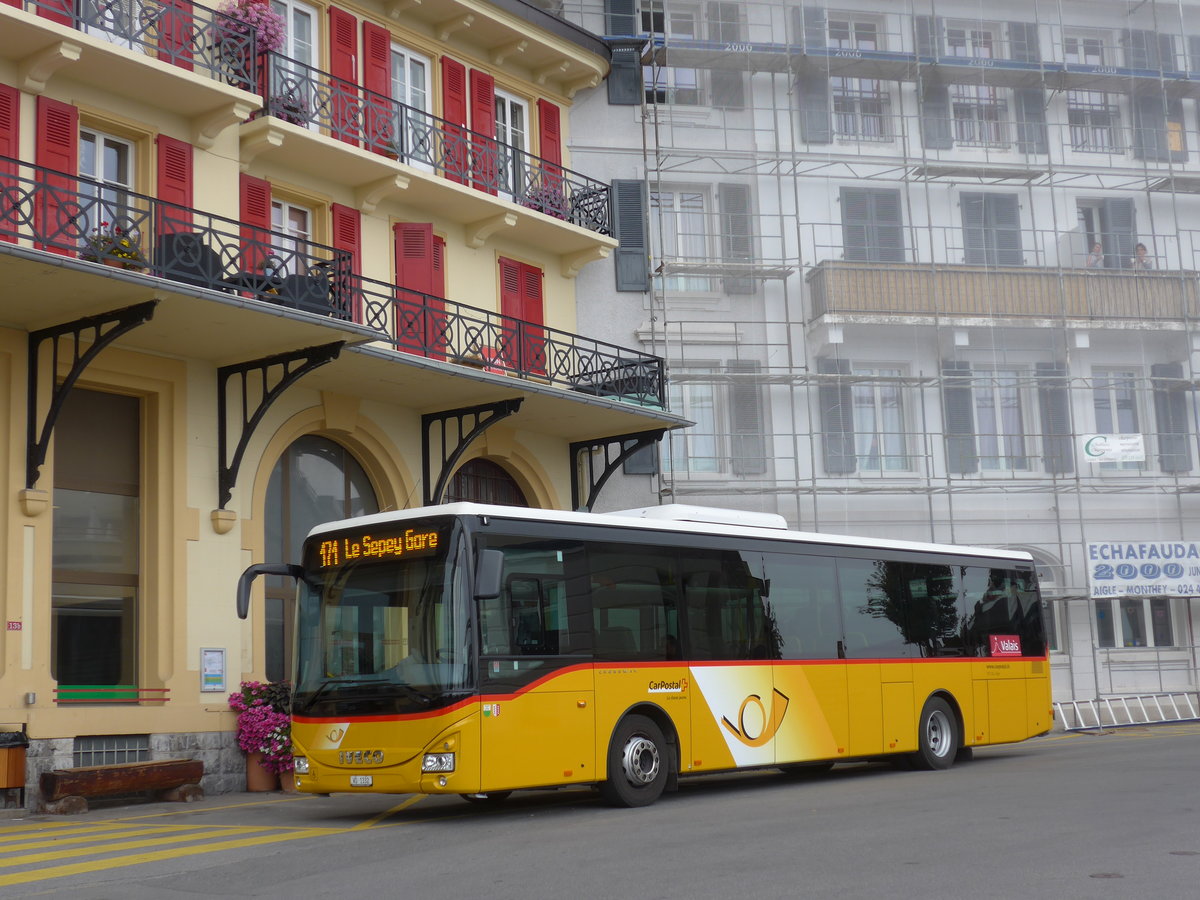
(1087, 542, 1200, 598)
(1081, 433, 1145, 463)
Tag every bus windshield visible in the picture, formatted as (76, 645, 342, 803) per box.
(293, 519, 470, 717)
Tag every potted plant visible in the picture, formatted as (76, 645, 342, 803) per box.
(522, 181, 567, 220)
(215, 0, 287, 89)
(82, 221, 146, 269)
(229, 680, 293, 790)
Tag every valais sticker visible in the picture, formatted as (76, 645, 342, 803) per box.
(989, 634, 1022, 657)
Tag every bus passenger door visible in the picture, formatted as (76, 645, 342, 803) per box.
(478, 559, 595, 792)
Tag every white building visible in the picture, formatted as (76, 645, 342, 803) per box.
(546, 0, 1200, 719)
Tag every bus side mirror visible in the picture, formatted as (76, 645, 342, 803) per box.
(474, 549, 504, 601)
(237, 563, 304, 619)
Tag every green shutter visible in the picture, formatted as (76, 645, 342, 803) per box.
(611, 179, 650, 292)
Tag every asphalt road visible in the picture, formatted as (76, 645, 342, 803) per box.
(2, 724, 1198, 899)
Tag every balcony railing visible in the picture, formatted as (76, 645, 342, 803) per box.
(0, 155, 661, 405)
(807, 260, 1200, 321)
(257, 52, 611, 236)
(15, 0, 258, 91)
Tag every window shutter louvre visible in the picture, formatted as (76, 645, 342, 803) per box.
(469, 69, 497, 195)
(432, 234, 445, 298)
(961, 192, 986, 264)
(797, 73, 831, 144)
(362, 22, 391, 150)
(536, 98, 562, 169)
(842, 187, 904, 263)
(607, 41, 643, 105)
(988, 194, 1023, 266)
(1014, 88, 1048, 155)
(1123, 29, 1162, 71)
(394, 222, 434, 296)
(329, 7, 360, 147)
(238, 173, 271, 273)
(942, 360, 978, 475)
(1007, 22, 1040, 63)
(1100, 199, 1136, 269)
(441, 57, 468, 183)
(1152, 363, 1193, 473)
(818, 357, 856, 475)
(159, 0, 195, 71)
(919, 82, 952, 150)
(35, 96, 78, 256)
(604, 0, 637, 35)
(0, 85, 19, 245)
(1189, 36, 1200, 72)
(729, 359, 767, 475)
(1132, 90, 1169, 161)
(719, 182, 754, 294)
(155, 135, 193, 235)
(915, 16, 942, 57)
(1036, 363, 1074, 476)
(611, 178, 650, 291)
(331, 203, 361, 274)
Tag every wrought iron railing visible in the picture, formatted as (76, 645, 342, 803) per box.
(0, 155, 663, 406)
(258, 52, 612, 236)
(16, 0, 258, 91)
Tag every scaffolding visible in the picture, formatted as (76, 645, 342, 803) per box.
(551, 0, 1200, 701)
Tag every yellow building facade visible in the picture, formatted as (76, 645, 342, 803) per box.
(0, 0, 679, 808)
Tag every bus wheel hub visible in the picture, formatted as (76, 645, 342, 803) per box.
(621, 735, 660, 785)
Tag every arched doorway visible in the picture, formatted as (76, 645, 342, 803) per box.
(264, 435, 379, 681)
(445, 458, 528, 506)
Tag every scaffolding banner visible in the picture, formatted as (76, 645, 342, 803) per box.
(1081, 434, 1145, 463)
(1087, 542, 1200, 598)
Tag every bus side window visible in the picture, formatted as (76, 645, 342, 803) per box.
(589, 545, 677, 661)
(680, 550, 773, 661)
(961, 567, 1045, 657)
(761, 552, 839, 660)
(478, 539, 589, 657)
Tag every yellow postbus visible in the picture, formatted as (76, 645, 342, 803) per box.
(236, 503, 1052, 807)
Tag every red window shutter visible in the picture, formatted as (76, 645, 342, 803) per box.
(156, 135, 193, 234)
(0, 85, 19, 245)
(520, 263, 545, 326)
(331, 203, 361, 320)
(469, 70, 497, 194)
(432, 235, 446, 298)
(393, 222, 442, 357)
(441, 57, 468, 183)
(362, 21, 391, 154)
(158, 0, 195, 72)
(536, 99, 562, 168)
(498, 258, 545, 374)
(37, 0, 72, 26)
(329, 7, 360, 146)
(238, 173, 271, 273)
(394, 222, 433, 295)
(35, 96, 78, 256)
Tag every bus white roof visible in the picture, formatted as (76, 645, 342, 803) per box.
(307, 502, 1033, 564)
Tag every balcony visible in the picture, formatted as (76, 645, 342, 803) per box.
(1, 0, 258, 142)
(807, 260, 1200, 322)
(0, 154, 662, 408)
(242, 52, 612, 252)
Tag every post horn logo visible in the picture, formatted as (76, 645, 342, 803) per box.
(327, 727, 346, 743)
(721, 688, 790, 748)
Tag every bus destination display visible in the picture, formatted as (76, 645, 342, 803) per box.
(313, 527, 442, 569)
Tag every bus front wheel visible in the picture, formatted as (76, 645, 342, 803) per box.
(600, 714, 669, 808)
(911, 696, 959, 771)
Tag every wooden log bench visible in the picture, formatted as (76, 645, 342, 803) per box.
(40, 759, 204, 814)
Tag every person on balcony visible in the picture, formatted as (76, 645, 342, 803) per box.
(1085, 242, 1104, 268)
(1131, 243, 1155, 270)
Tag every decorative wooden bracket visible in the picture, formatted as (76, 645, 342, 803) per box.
(26, 301, 158, 490)
(19, 41, 82, 94)
(569, 428, 666, 512)
(438, 14, 474, 41)
(422, 398, 523, 505)
(562, 245, 611, 279)
(465, 212, 517, 249)
(194, 100, 257, 150)
(217, 342, 344, 509)
(239, 126, 285, 171)
(385, 0, 421, 17)
(492, 40, 528, 65)
(356, 173, 410, 214)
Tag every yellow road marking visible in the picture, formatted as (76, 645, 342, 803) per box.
(1, 827, 277, 867)
(0, 827, 339, 888)
(94, 795, 310, 822)
(349, 795, 424, 830)
(0, 823, 158, 840)
(1, 827, 168, 854)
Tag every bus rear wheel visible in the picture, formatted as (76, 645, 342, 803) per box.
(600, 714, 668, 808)
(911, 696, 958, 771)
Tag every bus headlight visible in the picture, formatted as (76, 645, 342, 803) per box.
(293, 757, 310, 775)
(422, 752, 455, 773)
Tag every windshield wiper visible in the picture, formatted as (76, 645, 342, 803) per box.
(298, 677, 430, 712)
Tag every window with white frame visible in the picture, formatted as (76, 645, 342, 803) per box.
(79, 128, 136, 252)
(1091, 368, 1143, 471)
(642, 1, 702, 105)
(828, 14, 891, 141)
(270, 0, 319, 131)
(663, 366, 721, 474)
(1067, 90, 1121, 153)
(1095, 596, 1175, 648)
(945, 21, 998, 59)
(271, 0, 317, 65)
(973, 369, 1030, 471)
(494, 89, 529, 199)
(951, 85, 1009, 148)
(391, 43, 432, 170)
(650, 188, 714, 292)
(850, 366, 911, 471)
(1064, 30, 1110, 66)
(270, 199, 311, 275)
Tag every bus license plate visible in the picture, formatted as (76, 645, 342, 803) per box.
(350, 775, 373, 787)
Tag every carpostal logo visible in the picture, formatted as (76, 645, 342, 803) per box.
(721, 688, 790, 748)
(648, 678, 688, 694)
